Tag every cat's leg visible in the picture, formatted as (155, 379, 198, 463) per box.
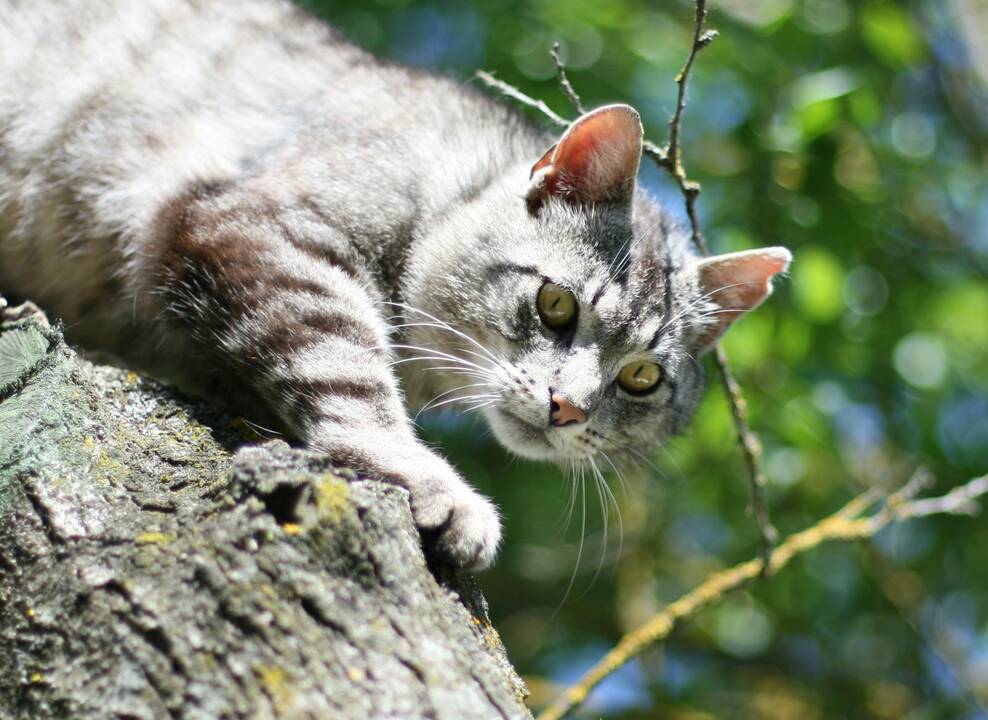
(150, 199, 501, 569)
(275, 279, 502, 570)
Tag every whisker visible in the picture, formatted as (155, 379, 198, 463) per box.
(414, 381, 495, 419)
(388, 343, 500, 377)
(588, 457, 608, 588)
(236, 417, 283, 438)
(660, 280, 760, 334)
(422, 392, 499, 414)
(390, 323, 510, 372)
(598, 451, 626, 564)
(559, 461, 579, 537)
(384, 302, 510, 371)
(387, 356, 501, 385)
(692, 307, 750, 321)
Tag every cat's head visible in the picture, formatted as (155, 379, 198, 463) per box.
(405, 104, 790, 467)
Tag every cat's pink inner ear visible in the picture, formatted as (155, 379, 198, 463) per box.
(694, 247, 792, 349)
(528, 104, 643, 210)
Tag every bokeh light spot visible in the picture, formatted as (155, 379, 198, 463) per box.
(893, 333, 948, 389)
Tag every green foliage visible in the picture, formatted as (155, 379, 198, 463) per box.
(299, 0, 988, 715)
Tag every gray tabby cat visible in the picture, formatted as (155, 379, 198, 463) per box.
(0, 0, 790, 570)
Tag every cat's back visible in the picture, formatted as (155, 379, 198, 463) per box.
(0, 0, 519, 250)
(0, 0, 488, 308)
(1, 0, 353, 234)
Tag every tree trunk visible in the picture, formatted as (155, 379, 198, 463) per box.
(0, 314, 531, 720)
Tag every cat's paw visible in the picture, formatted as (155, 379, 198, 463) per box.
(415, 483, 502, 571)
(402, 454, 502, 571)
(308, 430, 503, 570)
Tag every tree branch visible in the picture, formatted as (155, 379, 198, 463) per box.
(536, 471, 988, 720)
(0, 316, 532, 719)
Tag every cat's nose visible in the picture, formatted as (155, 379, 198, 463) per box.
(550, 391, 587, 427)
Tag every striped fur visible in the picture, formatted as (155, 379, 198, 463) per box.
(0, 0, 790, 569)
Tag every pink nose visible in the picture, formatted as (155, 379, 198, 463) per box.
(550, 392, 587, 427)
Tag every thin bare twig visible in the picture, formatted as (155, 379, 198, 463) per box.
(474, 70, 568, 127)
(900, 473, 988, 518)
(536, 472, 988, 720)
(549, 42, 585, 116)
(650, 1, 782, 565)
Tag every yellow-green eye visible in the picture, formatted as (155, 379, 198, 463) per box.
(617, 361, 663, 395)
(537, 282, 577, 329)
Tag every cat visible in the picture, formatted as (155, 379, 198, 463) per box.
(0, 0, 791, 570)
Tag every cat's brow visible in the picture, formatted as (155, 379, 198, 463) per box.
(482, 262, 541, 280)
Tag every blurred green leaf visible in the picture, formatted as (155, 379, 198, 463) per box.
(792, 247, 846, 322)
(859, 3, 925, 68)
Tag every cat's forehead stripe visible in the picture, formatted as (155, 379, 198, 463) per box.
(483, 262, 541, 281)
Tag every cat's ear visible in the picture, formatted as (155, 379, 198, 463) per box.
(526, 104, 643, 213)
(692, 247, 792, 350)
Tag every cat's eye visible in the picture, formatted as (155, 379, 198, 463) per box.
(537, 282, 577, 329)
(617, 360, 663, 395)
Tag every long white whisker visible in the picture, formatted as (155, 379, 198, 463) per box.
(547, 462, 588, 625)
(422, 392, 499, 414)
(388, 343, 499, 376)
(598, 452, 626, 564)
(415, 382, 495, 419)
(572, 465, 587, 592)
(387, 353, 503, 385)
(589, 457, 608, 587)
(384, 302, 509, 370)
(600, 444, 630, 495)
(394, 367, 499, 390)
(660, 280, 760, 334)
(560, 462, 578, 537)
(390, 323, 510, 371)
(611, 235, 638, 278)
(387, 355, 494, 376)
(626, 446, 661, 475)
(608, 235, 634, 275)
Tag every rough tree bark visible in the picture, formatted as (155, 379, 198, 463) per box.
(0, 313, 531, 720)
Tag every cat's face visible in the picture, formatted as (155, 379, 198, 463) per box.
(449, 198, 706, 467)
(405, 105, 790, 468)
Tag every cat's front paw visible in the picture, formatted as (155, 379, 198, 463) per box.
(401, 454, 502, 571)
(309, 430, 503, 570)
(416, 484, 502, 571)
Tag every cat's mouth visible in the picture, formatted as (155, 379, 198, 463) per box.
(483, 406, 556, 460)
(484, 406, 587, 462)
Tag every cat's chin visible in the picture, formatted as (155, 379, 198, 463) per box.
(483, 407, 560, 462)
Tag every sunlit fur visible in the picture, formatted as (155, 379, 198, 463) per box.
(0, 0, 787, 569)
